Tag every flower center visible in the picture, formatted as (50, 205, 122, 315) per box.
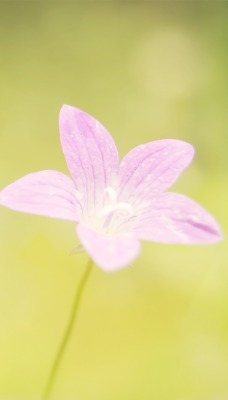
(93, 187, 136, 235)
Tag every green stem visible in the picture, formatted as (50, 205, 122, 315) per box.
(43, 258, 93, 400)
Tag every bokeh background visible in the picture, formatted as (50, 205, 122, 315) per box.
(0, 2, 228, 400)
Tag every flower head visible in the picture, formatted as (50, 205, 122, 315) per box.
(0, 105, 223, 271)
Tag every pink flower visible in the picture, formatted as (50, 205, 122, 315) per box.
(0, 105, 222, 271)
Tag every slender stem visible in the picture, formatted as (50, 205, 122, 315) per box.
(43, 258, 93, 400)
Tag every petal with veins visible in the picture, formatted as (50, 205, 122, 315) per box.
(59, 105, 119, 210)
(134, 192, 223, 244)
(0, 170, 77, 221)
(77, 224, 141, 272)
(119, 139, 194, 202)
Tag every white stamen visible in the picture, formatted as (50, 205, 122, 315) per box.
(97, 187, 135, 233)
(104, 187, 117, 205)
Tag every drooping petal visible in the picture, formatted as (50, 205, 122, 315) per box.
(59, 105, 119, 210)
(134, 192, 223, 244)
(119, 140, 194, 202)
(0, 170, 78, 221)
(77, 224, 141, 272)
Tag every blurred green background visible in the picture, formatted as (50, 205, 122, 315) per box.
(0, 2, 228, 400)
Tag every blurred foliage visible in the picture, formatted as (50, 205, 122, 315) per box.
(0, 2, 228, 400)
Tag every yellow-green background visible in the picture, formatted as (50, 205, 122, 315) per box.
(0, 2, 227, 399)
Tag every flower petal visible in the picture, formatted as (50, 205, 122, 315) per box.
(59, 105, 119, 209)
(119, 140, 194, 202)
(77, 224, 141, 272)
(134, 192, 223, 244)
(0, 170, 78, 221)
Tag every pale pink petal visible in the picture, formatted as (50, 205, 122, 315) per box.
(119, 140, 194, 202)
(59, 105, 119, 208)
(134, 192, 223, 244)
(77, 224, 141, 272)
(0, 170, 78, 221)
